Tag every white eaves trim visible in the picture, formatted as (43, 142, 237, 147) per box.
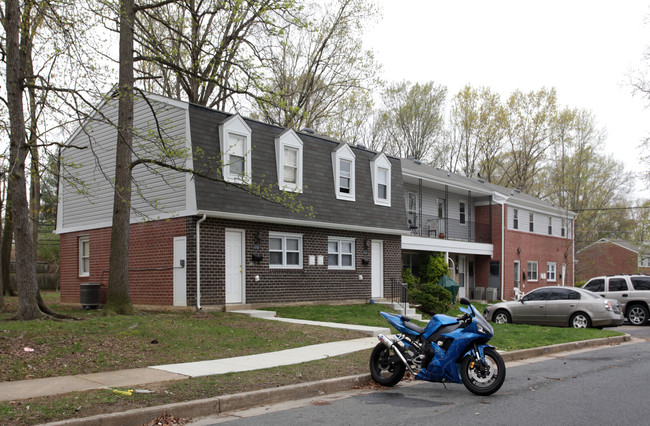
(197, 210, 409, 236)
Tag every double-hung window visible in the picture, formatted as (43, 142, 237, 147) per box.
(269, 233, 302, 268)
(547, 262, 557, 282)
(220, 114, 252, 184)
(529, 212, 534, 232)
(527, 261, 538, 281)
(332, 143, 355, 201)
(328, 237, 355, 269)
(79, 236, 90, 277)
(370, 153, 391, 206)
(513, 208, 519, 229)
(548, 217, 553, 235)
(275, 129, 303, 192)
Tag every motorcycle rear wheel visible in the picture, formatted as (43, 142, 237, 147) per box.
(369, 342, 406, 387)
(460, 347, 506, 396)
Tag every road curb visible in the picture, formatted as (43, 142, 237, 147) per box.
(44, 334, 633, 425)
(498, 333, 632, 362)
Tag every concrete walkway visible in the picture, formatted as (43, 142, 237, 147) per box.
(0, 312, 388, 402)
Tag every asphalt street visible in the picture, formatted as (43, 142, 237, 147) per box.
(192, 326, 650, 426)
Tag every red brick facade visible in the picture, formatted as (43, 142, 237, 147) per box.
(59, 218, 187, 306)
(473, 204, 574, 300)
(576, 241, 639, 283)
(60, 216, 402, 308)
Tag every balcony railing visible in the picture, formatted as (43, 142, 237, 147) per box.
(407, 213, 491, 243)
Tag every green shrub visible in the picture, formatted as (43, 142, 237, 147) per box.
(421, 253, 449, 284)
(410, 282, 453, 316)
(402, 268, 420, 290)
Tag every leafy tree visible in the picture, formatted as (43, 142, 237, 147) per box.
(499, 88, 558, 196)
(420, 253, 449, 285)
(410, 282, 452, 316)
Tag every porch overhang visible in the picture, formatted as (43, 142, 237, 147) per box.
(402, 235, 493, 256)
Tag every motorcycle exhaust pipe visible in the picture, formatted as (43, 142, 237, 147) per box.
(377, 334, 417, 375)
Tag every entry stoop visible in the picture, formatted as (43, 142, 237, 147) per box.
(378, 302, 423, 321)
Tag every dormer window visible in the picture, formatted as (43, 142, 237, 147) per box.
(370, 153, 391, 206)
(332, 143, 355, 201)
(220, 114, 252, 184)
(275, 129, 303, 192)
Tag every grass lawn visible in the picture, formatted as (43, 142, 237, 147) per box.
(0, 293, 625, 425)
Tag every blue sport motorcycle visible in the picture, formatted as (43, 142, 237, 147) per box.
(370, 297, 505, 396)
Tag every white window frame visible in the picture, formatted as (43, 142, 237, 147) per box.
(370, 153, 391, 206)
(527, 261, 538, 282)
(547, 262, 557, 282)
(561, 219, 566, 237)
(328, 237, 355, 270)
(79, 236, 90, 277)
(407, 192, 418, 226)
(275, 129, 303, 193)
(220, 114, 252, 184)
(548, 217, 553, 235)
(332, 143, 356, 201)
(269, 232, 303, 269)
(513, 208, 519, 230)
(529, 212, 534, 233)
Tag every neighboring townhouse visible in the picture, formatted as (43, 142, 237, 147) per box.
(576, 239, 648, 281)
(401, 159, 576, 301)
(56, 93, 408, 309)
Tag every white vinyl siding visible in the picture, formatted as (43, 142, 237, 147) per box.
(58, 96, 189, 231)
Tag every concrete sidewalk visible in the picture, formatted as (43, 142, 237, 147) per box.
(0, 312, 388, 402)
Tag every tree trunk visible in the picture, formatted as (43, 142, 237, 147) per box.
(105, 0, 136, 315)
(1, 192, 14, 297)
(5, 0, 42, 320)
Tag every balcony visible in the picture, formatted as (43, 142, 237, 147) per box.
(407, 213, 491, 243)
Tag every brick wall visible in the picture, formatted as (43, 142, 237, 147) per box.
(472, 203, 574, 301)
(185, 217, 402, 307)
(576, 242, 638, 282)
(59, 218, 186, 306)
(61, 216, 401, 308)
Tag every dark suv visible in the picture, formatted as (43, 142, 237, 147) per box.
(583, 275, 650, 326)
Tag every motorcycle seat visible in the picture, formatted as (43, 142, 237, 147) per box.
(403, 320, 426, 335)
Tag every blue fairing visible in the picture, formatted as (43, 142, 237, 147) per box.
(422, 314, 458, 339)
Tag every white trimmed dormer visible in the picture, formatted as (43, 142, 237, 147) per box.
(219, 114, 252, 184)
(275, 129, 303, 193)
(370, 153, 391, 207)
(331, 143, 356, 201)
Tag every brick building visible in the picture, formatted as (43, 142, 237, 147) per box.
(576, 239, 648, 282)
(400, 160, 576, 301)
(56, 93, 407, 309)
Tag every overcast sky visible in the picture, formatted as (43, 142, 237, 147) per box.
(363, 0, 650, 199)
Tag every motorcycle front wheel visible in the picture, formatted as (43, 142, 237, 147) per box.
(460, 347, 506, 396)
(369, 342, 406, 387)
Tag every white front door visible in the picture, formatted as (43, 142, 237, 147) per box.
(173, 236, 187, 306)
(371, 240, 384, 299)
(225, 230, 245, 304)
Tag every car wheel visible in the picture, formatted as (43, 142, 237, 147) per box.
(570, 312, 591, 328)
(493, 310, 511, 324)
(626, 305, 649, 326)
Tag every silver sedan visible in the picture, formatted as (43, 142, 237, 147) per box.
(483, 286, 624, 328)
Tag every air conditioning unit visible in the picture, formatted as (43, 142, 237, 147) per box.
(486, 288, 498, 302)
(472, 287, 485, 300)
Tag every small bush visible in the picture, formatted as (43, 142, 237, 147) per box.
(410, 283, 453, 316)
(421, 253, 449, 284)
(402, 268, 420, 290)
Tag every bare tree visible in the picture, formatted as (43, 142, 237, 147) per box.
(378, 81, 447, 163)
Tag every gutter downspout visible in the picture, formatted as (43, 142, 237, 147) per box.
(501, 203, 505, 301)
(196, 214, 207, 310)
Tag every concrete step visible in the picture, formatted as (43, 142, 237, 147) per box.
(230, 309, 276, 319)
(377, 302, 422, 321)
